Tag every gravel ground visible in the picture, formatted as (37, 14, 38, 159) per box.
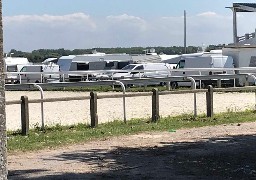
(8, 122, 256, 179)
(6, 91, 256, 179)
(5, 91, 255, 131)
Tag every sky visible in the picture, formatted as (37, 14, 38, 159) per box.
(3, 0, 256, 53)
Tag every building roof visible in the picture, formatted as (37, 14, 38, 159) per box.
(131, 55, 162, 63)
(73, 54, 132, 62)
(232, 3, 256, 12)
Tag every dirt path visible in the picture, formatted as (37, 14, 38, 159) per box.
(8, 122, 256, 179)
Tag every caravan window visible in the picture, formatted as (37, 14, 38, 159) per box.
(106, 62, 114, 67)
(7, 65, 17, 72)
(77, 63, 89, 70)
(177, 60, 185, 69)
(249, 56, 256, 67)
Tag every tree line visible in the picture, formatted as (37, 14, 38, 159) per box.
(7, 45, 224, 63)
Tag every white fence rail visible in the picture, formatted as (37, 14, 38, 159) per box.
(5, 67, 256, 84)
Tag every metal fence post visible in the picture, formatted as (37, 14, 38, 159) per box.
(21, 96, 29, 135)
(255, 89, 256, 111)
(217, 79, 222, 88)
(245, 75, 249, 86)
(33, 84, 45, 130)
(206, 85, 213, 117)
(186, 77, 197, 117)
(115, 81, 126, 123)
(152, 88, 160, 122)
(90, 92, 98, 127)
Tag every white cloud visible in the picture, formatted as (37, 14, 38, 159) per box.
(5, 13, 96, 29)
(106, 14, 147, 32)
(3, 11, 255, 52)
(197, 11, 218, 17)
(107, 14, 145, 22)
(4, 13, 98, 52)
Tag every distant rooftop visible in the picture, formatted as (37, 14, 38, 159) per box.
(232, 3, 256, 12)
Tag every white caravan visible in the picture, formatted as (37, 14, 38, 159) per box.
(57, 54, 132, 81)
(4, 57, 30, 83)
(170, 53, 235, 88)
(17, 64, 60, 83)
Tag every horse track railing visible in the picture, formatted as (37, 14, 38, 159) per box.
(5, 85, 256, 136)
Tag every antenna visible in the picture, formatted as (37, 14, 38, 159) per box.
(184, 10, 187, 54)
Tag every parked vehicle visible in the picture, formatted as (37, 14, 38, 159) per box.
(4, 57, 30, 83)
(17, 64, 60, 83)
(170, 53, 235, 88)
(57, 54, 132, 81)
(112, 63, 173, 80)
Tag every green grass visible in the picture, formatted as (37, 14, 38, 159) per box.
(10, 85, 180, 92)
(7, 110, 256, 153)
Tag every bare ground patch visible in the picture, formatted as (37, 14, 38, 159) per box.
(8, 122, 256, 179)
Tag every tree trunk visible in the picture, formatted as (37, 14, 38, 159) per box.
(0, 0, 8, 178)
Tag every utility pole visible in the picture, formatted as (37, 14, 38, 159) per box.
(232, 7, 238, 44)
(184, 10, 187, 54)
(0, 0, 8, 178)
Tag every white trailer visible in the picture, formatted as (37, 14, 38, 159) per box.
(4, 57, 30, 83)
(171, 54, 235, 88)
(57, 54, 132, 81)
(17, 64, 60, 83)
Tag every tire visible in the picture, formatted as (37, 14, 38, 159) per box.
(160, 82, 166, 86)
(14, 80, 20, 84)
(126, 84, 133, 88)
(200, 82, 206, 89)
(171, 82, 178, 89)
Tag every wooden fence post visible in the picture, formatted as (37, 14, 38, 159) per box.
(152, 88, 160, 122)
(206, 85, 213, 118)
(21, 96, 29, 135)
(90, 92, 98, 127)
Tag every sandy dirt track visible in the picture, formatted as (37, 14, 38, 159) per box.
(5, 91, 255, 131)
(8, 122, 256, 179)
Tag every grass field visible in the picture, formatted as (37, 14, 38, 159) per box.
(7, 110, 256, 152)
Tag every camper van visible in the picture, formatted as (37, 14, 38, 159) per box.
(57, 54, 132, 81)
(170, 54, 235, 88)
(4, 57, 30, 83)
(112, 63, 172, 80)
(17, 64, 60, 83)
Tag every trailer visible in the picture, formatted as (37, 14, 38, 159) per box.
(4, 57, 30, 83)
(57, 53, 133, 81)
(17, 64, 60, 83)
(170, 53, 235, 88)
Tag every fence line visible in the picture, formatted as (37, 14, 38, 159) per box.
(5, 85, 256, 135)
(6, 100, 21, 105)
(6, 89, 208, 105)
